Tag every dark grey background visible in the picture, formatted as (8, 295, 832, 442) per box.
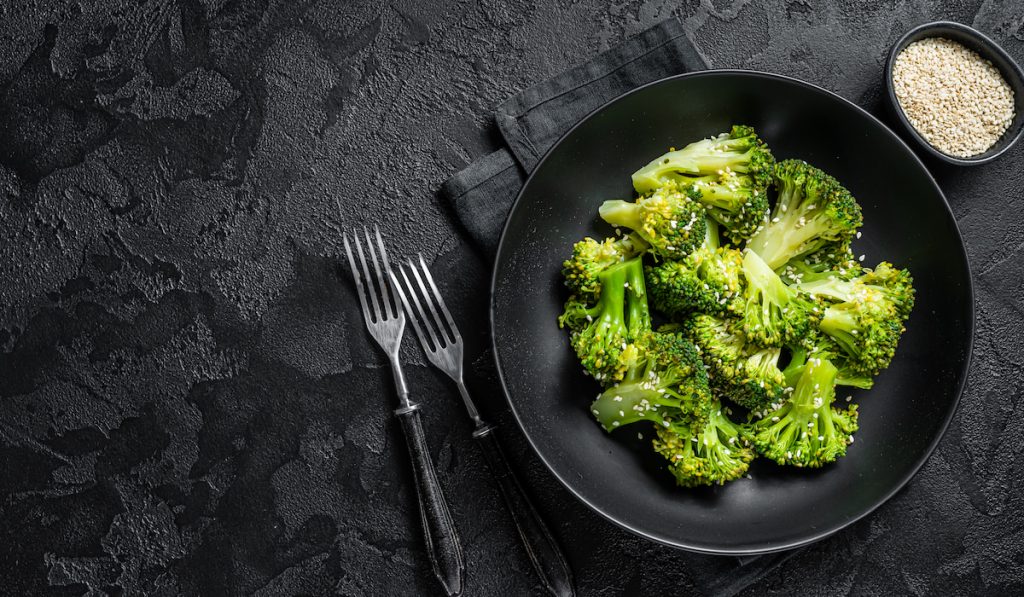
(1, 1, 1022, 595)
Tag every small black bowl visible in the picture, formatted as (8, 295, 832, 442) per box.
(885, 21, 1024, 166)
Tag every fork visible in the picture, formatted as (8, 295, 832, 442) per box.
(343, 227, 465, 597)
(390, 255, 576, 597)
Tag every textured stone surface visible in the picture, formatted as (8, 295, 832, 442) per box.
(1, 0, 1022, 595)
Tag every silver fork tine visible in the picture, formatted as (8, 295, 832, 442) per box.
(408, 257, 454, 345)
(398, 262, 442, 351)
(343, 232, 372, 324)
(352, 230, 382, 322)
(389, 266, 430, 351)
(417, 254, 461, 344)
(363, 226, 394, 319)
(373, 225, 397, 319)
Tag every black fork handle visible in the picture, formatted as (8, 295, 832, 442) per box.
(473, 424, 575, 597)
(395, 405, 465, 597)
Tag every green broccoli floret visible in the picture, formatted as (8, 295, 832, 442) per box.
(591, 331, 713, 432)
(783, 342, 873, 390)
(746, 160, 863, 269)
(685, 171, 772, 244)
(740, 249, 821, 347)
(652, 400, 754, 487)
(632, 125, 775, 194)
(819, 302, 905, 378)
(778, 241, 859, 285)
(750, 355, 858, 468)
(795, 262, 915, 376)
(562, 233, 649, 302)
(645, 220, 745, 318)
(685, 313, 786, 411)
(559, 257, 649, 384)
(797, 262, 915, 320)
(599, 186, 707, 260)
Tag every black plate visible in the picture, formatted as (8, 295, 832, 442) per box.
(490, 70, 974, 554)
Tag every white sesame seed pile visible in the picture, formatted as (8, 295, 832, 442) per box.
(891, 37, 1015, 158)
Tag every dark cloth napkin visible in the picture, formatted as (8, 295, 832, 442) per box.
(439, 17, 798, 595)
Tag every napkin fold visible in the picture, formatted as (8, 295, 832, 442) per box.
(439, 17, 799, 595)
(441, 17, 708, 256)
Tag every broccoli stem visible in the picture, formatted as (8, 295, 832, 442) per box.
(744, 249, 792, 311)
(704, 217, 721, 250)
(696, 184, 746, 211)
(624, 258, 650, 337)
(820, 306, 859, 356)
(591, 381, 681, 431)
(757, 357, 840, 456)
(781, 347, 807, 388)
(598, 200, 644, 232)
(748, 200, 834, 270)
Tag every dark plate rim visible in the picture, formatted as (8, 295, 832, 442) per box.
(884, 20, 1024, 166)
(489, 69, 976, 555)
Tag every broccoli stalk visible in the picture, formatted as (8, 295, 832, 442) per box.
(599, 186, 707, 260)
(741, 249, 820, 347)
(751, 356, 858, 468)
(747, 160, 863, 269)
(652, 401, 755, 487)
(591, 331, 712, 432)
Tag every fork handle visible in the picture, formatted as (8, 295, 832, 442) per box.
(395, 405, 465, 597)
(473, 424, 575, 597)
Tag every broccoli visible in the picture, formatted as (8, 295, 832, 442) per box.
(652, 400, 755, 487)
(599, 186, 707, 260)
(778, 241, 859, 285)
(746, 160, 863, 269)
(591, 330, 713, 432)
(796, 261, 915, 321)
(783, 342, 873, 390)
(686, 170, 772, 244)
(559, 257, 649, 384)
(645, 220, 745, 318)
(631, 125, 775, 194)
(750, 355, 858, 468)
(795, 262, 915, 376)
(685, 313, 786, 410)
(740, 249, 821, 347)
(562, 233, 649, 302)
(558, 126, 917, 486)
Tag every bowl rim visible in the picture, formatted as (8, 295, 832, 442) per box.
(884, 20, 1024, 166)
(489, 68, 976, 555)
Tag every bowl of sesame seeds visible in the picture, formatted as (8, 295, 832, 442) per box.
(886, 21, 1024, 166)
